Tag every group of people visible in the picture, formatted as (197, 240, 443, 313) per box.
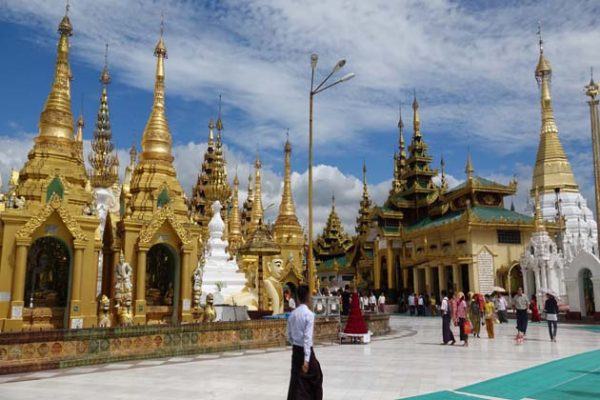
(440, 287, 561, 346)
(336, 285, 386, 316)
(407, 292, 437, 316)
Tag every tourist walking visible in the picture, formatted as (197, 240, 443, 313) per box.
(544, 293, 559, 342)
(469, 293, 483, 338)
(287, 285, 323, 400)
(530, 294, 541, 322)
(440, 290, 455, 345)
(496, 293, 508, 323)
(456, 292, 469, 346)
(484, 294, 495, 339)
(377, 291, 386, 313)
(513, 287, 530, 340)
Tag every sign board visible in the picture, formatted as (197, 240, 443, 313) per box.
(11, 305, 23, 319)
(0, 292, 11, 302)
(477, 250, 494, 294)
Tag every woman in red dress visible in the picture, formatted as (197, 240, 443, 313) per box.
(530, 294, 541, 322)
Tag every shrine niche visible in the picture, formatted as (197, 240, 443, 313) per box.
(145, 243, 179, 324)
(23, 237, 71, 329)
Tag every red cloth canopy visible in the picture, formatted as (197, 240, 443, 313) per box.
(343, 292, 368, 334)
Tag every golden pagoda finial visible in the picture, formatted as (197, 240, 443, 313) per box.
(208, 118, 215, 145)
(100, 43, 110, 84)
(249, 152, 264, 234)
(76, 114, 84, 142)
(440, 153, 448, 193)
(38, 4, 74, 140)
(228, 171, 243, 254)
(531, 27, 578, 195)
(140, 15, 173, 163)
(356, 160, 372, 235)
(332, 193, 336, 210)
(412, 90, 421, 138)
(274, 133, 302, 235)
(465, 148, 474, 179)
(89, 45, 119, 188)
(216, 94, 224, 132)
(278, 132, 297, 217)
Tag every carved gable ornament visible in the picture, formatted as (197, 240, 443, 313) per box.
(138, 205, 191, 246)
(16, 193, 88, 241)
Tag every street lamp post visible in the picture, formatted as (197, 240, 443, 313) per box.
(307, 53, 355, 295)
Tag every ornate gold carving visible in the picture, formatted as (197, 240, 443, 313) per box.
(15, 193, 88, 241)
(138, 205, 191, 245)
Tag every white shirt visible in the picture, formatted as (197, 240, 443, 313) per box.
(378, 295, 385, 305)
(497, 297, 507, 311)
(441, 296, 449, 314)
(418, 297, 424, 306)
(288, 298, 296, 310)
(287, 304, 314, 363)
(369, 295, 377, 305)
(408, 295, 415, 306)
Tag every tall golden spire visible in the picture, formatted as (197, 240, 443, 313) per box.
(274, 134, 302, 237)
(412, 91, 421, 139)
(533, 187, 545, 231)
(531, 24, 578, 194)
(391, 103, 407, 194)
(356, 161, 372, 236)
(129, 17, 188, 219)
(249, 153, 264, 234)
(140, 16, 173, 163)
(465, 149, 474, 179)
(38, 4, 74, 140)
(89, 44, 119, 188)
(241, 172, 254, 237)
(278, 134, 297, 218)
(440, 154, 448, 193)
(228, 173, 243, 254)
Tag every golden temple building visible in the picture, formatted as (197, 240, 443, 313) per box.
(0, 7, 592, 332)
(0, 12, 102, 331)
(318, 93, 546, 298)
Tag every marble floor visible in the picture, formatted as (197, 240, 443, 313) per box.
(0, 316, 599, 400)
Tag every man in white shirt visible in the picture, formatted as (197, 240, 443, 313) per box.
(287, 285, 323, 399)
(408, 293, 415, 316)
(440, 290, 455, 345)
(496, 294, 508, 323)
(377, 292, 386, 313)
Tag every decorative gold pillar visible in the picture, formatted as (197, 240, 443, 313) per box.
(413, 268, 419, 293)
(373, 239, 381, 289)
(402, 268, 409, 292)
(386, 243, 394, 290)
(438, 265, 446, 293)
(8, 242, 29, 325)
(134, 246, 148, 324)
(425, 267, 433, 294)
(452, 264, 460, 292)
(69, 242, 85, 328)
(180, 249, 192, 322)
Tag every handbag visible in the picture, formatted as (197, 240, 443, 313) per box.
(464, 319, 472, 335)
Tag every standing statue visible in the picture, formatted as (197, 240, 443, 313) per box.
(192, 258, 204, 309)
(114, 252, 133, 326)
(98, 295, 112, 327)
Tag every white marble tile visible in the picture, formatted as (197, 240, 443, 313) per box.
(0, 316, 598, 400)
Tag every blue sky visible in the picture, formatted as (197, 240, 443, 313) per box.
(0, 0, 599, 234)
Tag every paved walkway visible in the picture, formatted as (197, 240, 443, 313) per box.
(0, 316, 599, 400)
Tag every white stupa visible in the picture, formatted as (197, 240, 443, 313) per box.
(201, 201, 247, 305)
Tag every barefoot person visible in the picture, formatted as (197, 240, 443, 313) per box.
(287, 285, 323, 400)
